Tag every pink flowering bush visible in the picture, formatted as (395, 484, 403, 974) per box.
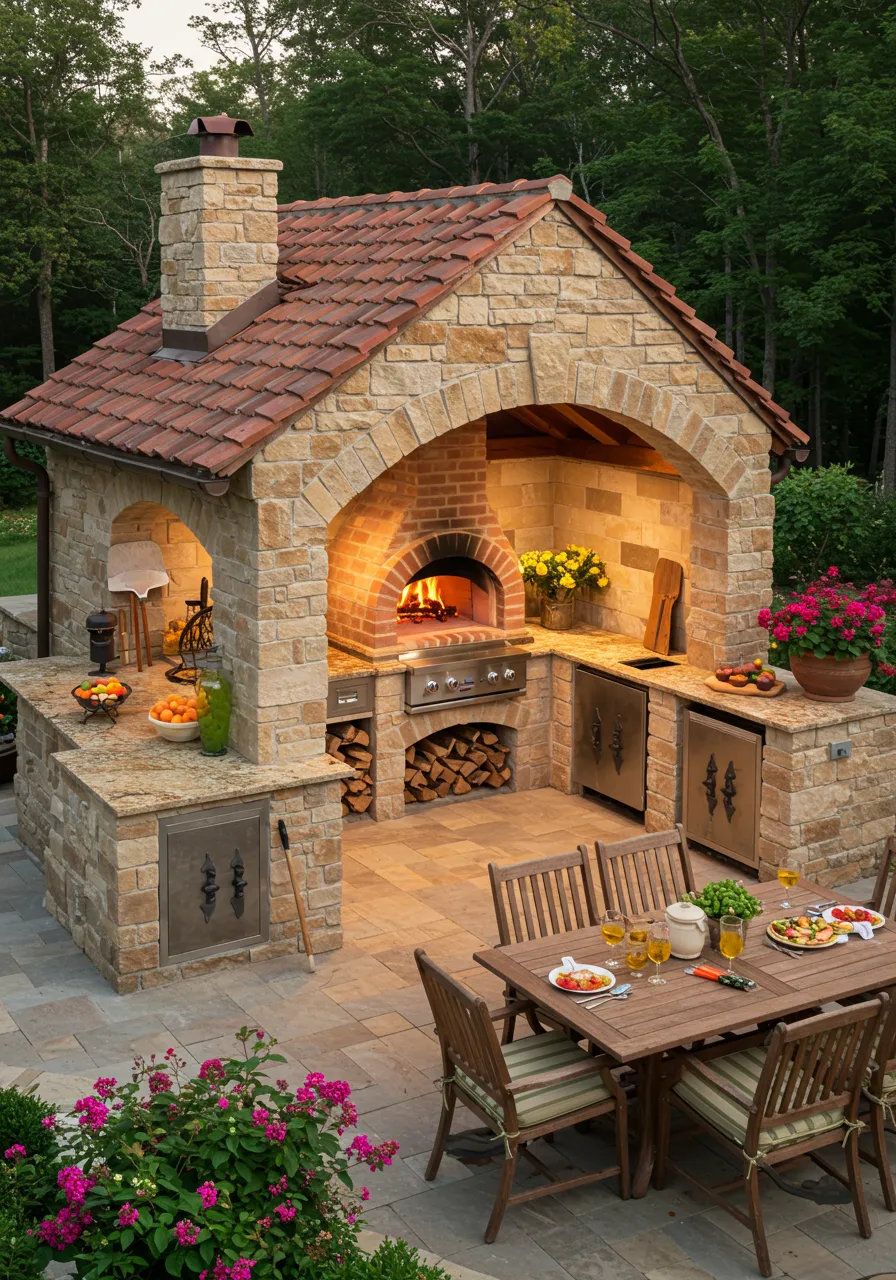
(10, 1028, 399, 1279)
(759, 568, 890, 663)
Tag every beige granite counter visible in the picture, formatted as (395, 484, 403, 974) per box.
(3, 656, 352, 816)
(523, 622, 896, 731)
(326, 646, 404, 679)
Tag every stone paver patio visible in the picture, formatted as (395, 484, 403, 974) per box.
(1, 781, 893, 1280)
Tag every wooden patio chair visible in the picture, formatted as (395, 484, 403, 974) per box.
(860, 985, 896, 1211)
(585, 823, 695, 919)
(488, 850, 601, 1042)
(415, 948, 629, 1243)
(868, 834, 896, 922)
(655, 995, 890, 1278)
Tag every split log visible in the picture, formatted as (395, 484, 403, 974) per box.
(329, 720, 374, 816)
(403, 724, 512, 806)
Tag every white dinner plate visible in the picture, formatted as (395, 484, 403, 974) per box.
(548, 963, 616, 994)
(821, 905, 885, 931)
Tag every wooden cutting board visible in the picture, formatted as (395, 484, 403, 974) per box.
(643, 558, 683, 654)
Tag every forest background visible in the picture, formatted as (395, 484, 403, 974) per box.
(2, 0, 896, 581)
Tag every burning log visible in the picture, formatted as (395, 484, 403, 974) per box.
(329, 720, 374, 816)
(397, 576, 459, 625)
(403, 726, 511, 806)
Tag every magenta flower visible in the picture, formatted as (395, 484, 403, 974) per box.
(251, 1108, 270, 1127)
(58, 1166, 97, 1207)
(40, 1115, 56, 1129)
(3, 1144, 26, 1162)
(74, 1096, 109, 1130)
(231, 1261, 256, 1280)
(265, 1121, 288, 1142)
(217, 1097, 229, 1110)
(199, 1059, 225, 1083)
(360, 1187, 370, 1201)
(273, 1201, 296, 1222)
(37, 1206, 93, 1250)
(148, 1071, 172, 1095)
(256, 1029, 265, 1040)
(268, 1175, 288, 1196)
(118, 1203, 139, 1227)
(257, 1216, 272, 1230)
(198, 1181, 218, 1208)
(93, 1076, 117, 1099)
(174, 1219, 200, 1246)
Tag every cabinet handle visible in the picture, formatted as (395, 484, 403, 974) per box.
(610, 715, 624, 775)
(231, 848, 247, 919)
(591, 707, 602, 760)
(201, 854, 218, 924)
(722, 761, 737, 823)
(703, 753, 718, 818)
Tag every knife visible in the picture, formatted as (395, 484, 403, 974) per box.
(763, 937, 804, 959)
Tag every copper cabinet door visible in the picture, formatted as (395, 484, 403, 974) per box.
(573, 667, 647, 811)
(683, 710, 762, 867)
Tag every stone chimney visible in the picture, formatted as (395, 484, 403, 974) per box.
(155, 115, 283, 358)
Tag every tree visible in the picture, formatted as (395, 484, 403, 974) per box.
(0, 0, 150, 378)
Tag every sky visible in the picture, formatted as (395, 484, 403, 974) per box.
(122, 0, 217, 72)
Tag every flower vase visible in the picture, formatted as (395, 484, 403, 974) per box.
(539, 597, 575, 631)
(789, 652, 871, 703)
(196, 645, 232, 756)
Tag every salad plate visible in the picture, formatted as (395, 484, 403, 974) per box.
(548, 957, 615, 993)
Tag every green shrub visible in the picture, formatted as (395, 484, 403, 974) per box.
(0, 1088, 56, 1171)
(772, 464, 896, 586)
(350, 1239, 449, 1280)
(0, 1203, 46, 1280)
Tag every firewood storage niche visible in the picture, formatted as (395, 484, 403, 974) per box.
(405, 722, 513, 806)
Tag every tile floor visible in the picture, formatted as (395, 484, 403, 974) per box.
(1, 781, 892, 1280)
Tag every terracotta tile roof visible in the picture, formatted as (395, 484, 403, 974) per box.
(1, 177, 805, 479)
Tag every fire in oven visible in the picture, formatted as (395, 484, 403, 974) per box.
(403, 643, 529, 713)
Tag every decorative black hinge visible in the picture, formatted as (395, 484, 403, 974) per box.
(231, 848, 247, 919)
(201, 854, 218, 924)
(591, 707, 602, 760)
(722, 761, 737, 823)
(703, 753, 718, 818)
(610, 715, 624, 775)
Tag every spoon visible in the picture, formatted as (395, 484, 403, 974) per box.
(584, 991, 630, 1011)
(575, 982, 632, 1005)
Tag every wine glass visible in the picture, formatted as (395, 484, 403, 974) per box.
(647, 921, 671, 986)
(625, 927, 649, 980)
(600, 908, 627, 969)
(718, 913, 744, 975)
(777, 858, 800, 909)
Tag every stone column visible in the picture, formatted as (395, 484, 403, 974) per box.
(645, 689, 682, 832)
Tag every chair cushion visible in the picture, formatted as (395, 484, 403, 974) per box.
(673, 1046, 846, 1153)
(455, 1031, 613, 1130)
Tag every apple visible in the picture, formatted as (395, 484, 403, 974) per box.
(715, 666, 734, 682)
(753, 657, 763, 669)
(756, 673, 775, 691)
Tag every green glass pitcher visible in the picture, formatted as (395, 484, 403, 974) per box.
(195, 644, 232, 757)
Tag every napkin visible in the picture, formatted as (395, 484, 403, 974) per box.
(835, 920, 875, 943)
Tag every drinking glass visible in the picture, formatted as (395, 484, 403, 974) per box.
(777, 858, 800, 909)
(718, 914, 744, 975)
(647, 921, 671, 985)
(625, 927, 649, 979)
(600, 908, 627, 969)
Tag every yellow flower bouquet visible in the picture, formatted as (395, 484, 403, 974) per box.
(519, 546, 610, 601)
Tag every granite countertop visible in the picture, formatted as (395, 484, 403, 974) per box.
(2, 657, 352, 816)
(525, 622, 896, 731)
(326, 646, 405, 679)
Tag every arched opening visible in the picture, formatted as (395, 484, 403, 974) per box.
(109, 501, 213, 657)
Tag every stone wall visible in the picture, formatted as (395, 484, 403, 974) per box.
(42, 762, 342, 994)
(759, 714, 896, 888)
(0, 598, 38, 660)
(109, 501, 213, 654)
(486, 455, 692, 650)
(11, 699, 76, 865)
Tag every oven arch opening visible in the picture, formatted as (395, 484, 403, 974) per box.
(398, 555, 499, 630)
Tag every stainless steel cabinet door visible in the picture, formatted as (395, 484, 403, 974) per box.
(573, 668, 647, 811)
(160, 800, 270, 966)
(683, 711, 761, 867)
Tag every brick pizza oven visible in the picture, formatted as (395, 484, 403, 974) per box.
(4, 113, 893, 995)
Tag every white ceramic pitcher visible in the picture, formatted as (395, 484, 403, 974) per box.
(665, 900, 708, 960)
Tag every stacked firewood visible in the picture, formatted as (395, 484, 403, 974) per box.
(327, 722, 373, 816)
(404, 725, 512, 805)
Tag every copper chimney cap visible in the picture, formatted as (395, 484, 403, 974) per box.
(187, 115, 254, 158)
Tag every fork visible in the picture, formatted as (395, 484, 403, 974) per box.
(574, 983, 632, 1005)
(763, 938, 804, 959)
(583, 991, 630, 1011)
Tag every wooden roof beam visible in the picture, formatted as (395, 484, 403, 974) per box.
(549, 403, 631, 446)
(505, 406, 570, 440)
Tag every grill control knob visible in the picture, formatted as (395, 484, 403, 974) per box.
(487, 670, 499, 684)
(445, 676, 458, 690)
(504, 668, 515, 682)
(424, 680, 439, 694)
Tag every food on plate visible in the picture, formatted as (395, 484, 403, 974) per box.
(729, 673, 750, 687)
(768, 917, 836, 947)
(755, 673, 776, 691)
(830, 905, 883, 926)
(715, 666, 734, 683)
(554, 969, 612, 992)
(150, 693, 198, 725)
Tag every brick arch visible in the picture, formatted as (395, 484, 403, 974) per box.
(373, 529, 524, 641)
(398, 700, 525, 749)
(303, 360, 755, 523)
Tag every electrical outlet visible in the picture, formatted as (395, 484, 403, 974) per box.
(830, 741, 851, 760)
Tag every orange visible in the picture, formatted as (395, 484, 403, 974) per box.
(160, 709, 174, 722)
(187, 696, 197, 708)
(185, 708, 197, 721)
(171, 715, 183, 724)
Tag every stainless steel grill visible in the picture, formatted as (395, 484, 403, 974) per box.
(403, 642, 529, 713)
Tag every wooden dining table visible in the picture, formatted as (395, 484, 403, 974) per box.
(474, 877, 896, 1197)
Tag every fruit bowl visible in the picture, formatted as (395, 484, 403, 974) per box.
(148, 693, 201, 742)
(71, 678, 132, 720)
(148, 714, 200, 742)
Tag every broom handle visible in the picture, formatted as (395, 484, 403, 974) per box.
(278, 820, 315, 966)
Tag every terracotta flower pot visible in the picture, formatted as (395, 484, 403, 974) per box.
(539, 597, 575, 631)
(789, 652, 872, 703)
